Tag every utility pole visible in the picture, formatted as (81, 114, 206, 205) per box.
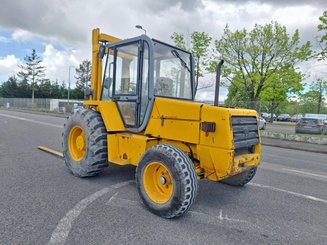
(135, 25, 147, 35)
(68, 65, 75, 105)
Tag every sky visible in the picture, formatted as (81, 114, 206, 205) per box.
(0, 0, 326, 101)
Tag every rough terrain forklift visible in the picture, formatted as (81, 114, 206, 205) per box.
(62, 28, 261, 218)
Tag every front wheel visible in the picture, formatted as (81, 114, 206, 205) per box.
(62, 109, 108, 177)
(136, 144, 198, 219)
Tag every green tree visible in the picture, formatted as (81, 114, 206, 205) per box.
(211, 22, 311, 108)
(36, 79, 52, 98)
(70, 88, 84, 99)
(171, 33, 187, 50)
(17, 49, 46, 103)
(298, 91, 323, 114)
(0, 76, 19, 97)
(16, 79, 32, 98)
(303, 78, 327, 114)
(259, 67, 303, 121)
(50, 80, 65, 99)
(171, 32, 212, 93)
(317, 10, 327, 60)
(75, 60, 91, 91)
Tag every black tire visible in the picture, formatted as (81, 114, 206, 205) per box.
(220, 167, 257, 187)
(62, 108, 108, 177)
(136, 144, 198, 218)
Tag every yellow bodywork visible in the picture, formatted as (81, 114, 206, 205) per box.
(84, 28, 261, 182)
(85, 97, 260, 181)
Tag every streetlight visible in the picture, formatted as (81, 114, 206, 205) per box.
(135, 25, 147, 35)
(68, 65, 75, 104)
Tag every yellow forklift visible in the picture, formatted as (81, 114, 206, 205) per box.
(62, 28, 261, 218)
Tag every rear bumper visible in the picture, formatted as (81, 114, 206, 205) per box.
(295, 127, 322, 134)
(197, 145, 261, 181)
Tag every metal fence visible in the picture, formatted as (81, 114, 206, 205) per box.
(1, 97, 326, 116)
(0, 98, 83, 113)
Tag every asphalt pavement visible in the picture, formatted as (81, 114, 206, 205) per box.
(0, 109, 327, 244)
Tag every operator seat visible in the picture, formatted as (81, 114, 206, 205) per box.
(155, 77, 174, 97)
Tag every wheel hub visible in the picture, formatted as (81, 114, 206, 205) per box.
(76, 135, 85, 151)
(160, 176, 166, 185)
(143, 162, 174, 204)
(68, 125, 86, 161)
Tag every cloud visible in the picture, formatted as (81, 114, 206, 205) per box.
(221, 0, 326, 8)
(142, 0, 203, 12)
(0, 0, 326, 92)
(195, 86, 228, 102)
(0, 55, 21, 79)
(11, 29, 37, 42)
(41, 44, 80, 84)
(299, 59, 327, 82)
(0, 35, 10, 43)
(0, 46, 80, 85)
(0, 0, 325, 48)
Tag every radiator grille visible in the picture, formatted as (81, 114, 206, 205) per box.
(231, 116, 259, 149)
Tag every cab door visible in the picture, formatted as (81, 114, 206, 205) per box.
(101, 40, 150, 130)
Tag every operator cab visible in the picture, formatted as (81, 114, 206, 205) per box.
(101, 36, 195, 131)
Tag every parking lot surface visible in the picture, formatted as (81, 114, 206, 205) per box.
(1, 109, 326, 244)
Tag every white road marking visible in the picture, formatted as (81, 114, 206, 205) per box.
(106, 196, 138, 208)
(106, 196, 248, 224)
(107, 191, 120, 204)
(281, 168, 327, 179)
(48, 180, 133, 245)
(260, 161, 327, 182)
(189, 209, 248, 223)
(0, 112, 62, 128)
(249, 183, 327, 205)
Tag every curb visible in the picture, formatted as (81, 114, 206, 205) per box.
(261, 138, 327, 154)
(261, 131, 327, 145)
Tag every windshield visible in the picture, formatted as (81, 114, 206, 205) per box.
(153, 41, 193, 100)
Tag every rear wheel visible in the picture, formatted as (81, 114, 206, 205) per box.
(220, 167, 257, 187)
(62, 109, 108, 177)
(136, 144, 198, 218)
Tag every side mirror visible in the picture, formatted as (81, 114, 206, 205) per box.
(98, 45, 106, 59)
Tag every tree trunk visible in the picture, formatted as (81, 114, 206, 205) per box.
(318, 81, 322, 114)
(32, 84, 35, 105)
(269, 101, 275, 123)
(269, 101, 277, 123)
(194, 56, 200, 95)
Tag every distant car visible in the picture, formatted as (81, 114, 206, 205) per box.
(290, 114, 303, 122)
(260, 112, 276, 121)
(277, 114, 291, 122)
(295, 118, 327, 135)
(258, 117, 266, 130)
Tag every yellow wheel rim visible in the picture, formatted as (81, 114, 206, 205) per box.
(68, 125, 86, 161)
(143, 162, 174, 204)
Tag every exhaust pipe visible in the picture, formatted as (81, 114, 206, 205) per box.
(214, 60, 224, 107)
